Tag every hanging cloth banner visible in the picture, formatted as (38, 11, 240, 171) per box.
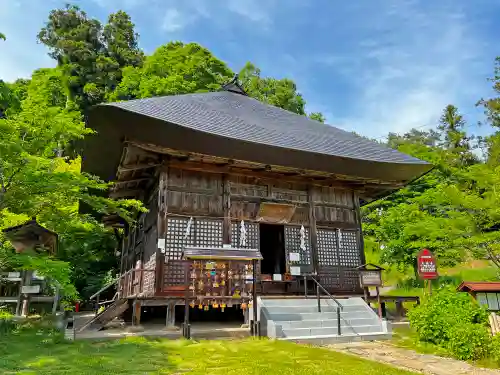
(300, 225, 306, 251)
(337, 228, 342, 249)
(239, 220, 247, 247)
(185, 217, 193, 239)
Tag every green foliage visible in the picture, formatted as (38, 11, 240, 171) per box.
(308, 112, 326, 123)
(0, 65, 144, 301)
(408, 287, 490, 360)
(447, 324, 492, 361)
(0, 309, 15, 335)
(490, 335, 500, 364)
(239, 62, 307, 115)
(363, 104, 490, 273)
(38, 5, 143, 110)
(110, 42, 232, 100)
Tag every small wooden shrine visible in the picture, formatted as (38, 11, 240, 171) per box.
(0, 220, 60, 316)
(81, 77, 431, 325)
(457, 282, 500, 311)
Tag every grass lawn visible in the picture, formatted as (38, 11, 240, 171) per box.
(391, 326, 500, 370)
(0, 331, 416, 375)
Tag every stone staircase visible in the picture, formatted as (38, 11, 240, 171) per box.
(256, 297, 391, 344)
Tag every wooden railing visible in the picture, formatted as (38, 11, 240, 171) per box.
(118, 268, 156, 298)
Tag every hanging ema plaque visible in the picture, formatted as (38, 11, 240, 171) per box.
(417, 249, 438, 280)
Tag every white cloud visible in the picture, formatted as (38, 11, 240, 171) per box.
(161, 8, 186, 32)
(323, 0, 492, 138)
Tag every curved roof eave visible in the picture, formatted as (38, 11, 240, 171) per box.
(82, 105, 433, 186)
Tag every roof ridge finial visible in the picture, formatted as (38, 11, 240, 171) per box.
(221, 73, 248, 96)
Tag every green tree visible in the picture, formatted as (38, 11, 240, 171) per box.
(308, 112, 326, 123)
(438, 105, 477, 166)
(0, 33, 5, 41)
(0, 67, 144, 297)
(239, 62, 306, 115)
(363, 104, 481, 273)
(37, 5, 143, 110)
(110, 42, 233, 101)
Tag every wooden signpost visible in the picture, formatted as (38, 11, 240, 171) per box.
(417, 248, 438, 295)
(357, 264, 384, 318)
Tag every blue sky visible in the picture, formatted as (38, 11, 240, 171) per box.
(1, 0, 499, 139)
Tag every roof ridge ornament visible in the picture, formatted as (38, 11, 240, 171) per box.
(221, 74, 248, 96)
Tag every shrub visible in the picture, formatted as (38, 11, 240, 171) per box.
(446, 324, 491, 360)
(0, 307, 16, 335)
(490, 334, 500, 364)
(408, 286, 491, 360)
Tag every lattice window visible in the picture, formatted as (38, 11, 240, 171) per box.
(338, 230, 361, 267)
(342, 268, 360, 292)
(165, 217, 194, 260)
(318, 266, 341, 290)
(317, 229, 339, 266)
(284, 226, 311, 266)
(195, 219, 223, 247)
(231, 221, 259, 249)
(163, 260, 186, 286)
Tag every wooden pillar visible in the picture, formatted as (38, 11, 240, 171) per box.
(132, 299, 142, 326)
(381, 302, 387, 318)
(165, 301, 176, 327)
(396, 301, 405, 317)
(156, 169, 168, 295)
(376, 286, 382, 318)
(21, 270, 32, 316)
(222, 174, 231, 245)
(353, 192, 366, 265)
(15, 272, 24, 316)
(307, 186, 319, 274)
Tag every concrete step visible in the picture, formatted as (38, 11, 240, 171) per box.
(281, 332, 392, 344)
(262, 305, 366, 314)
(276, 318, 380, 329)
(261, 297, 365, 307)
(279, 324, 385, 338)
(265, 311, 371, 321)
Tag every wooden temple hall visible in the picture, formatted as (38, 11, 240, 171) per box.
(82, 78, 431, 331)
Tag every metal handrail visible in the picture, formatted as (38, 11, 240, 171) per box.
(306, 275, 343, 309)
(303, 274, 362, 336)
(89, 275, 122, 300)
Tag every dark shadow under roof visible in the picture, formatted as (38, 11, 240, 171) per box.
(82, 90, 432, 188)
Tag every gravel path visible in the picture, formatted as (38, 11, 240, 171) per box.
(327, 341, 500, 375)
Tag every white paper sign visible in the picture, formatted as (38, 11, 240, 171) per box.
(223, 244, 232, 249)
(157, 238, 165, 250)
(8, 272, 20, 278)
(290, 266, 301, 276)
(273, 274, 282, 281)
(289, 252, 300, 262)
(22, 285, 40, 294)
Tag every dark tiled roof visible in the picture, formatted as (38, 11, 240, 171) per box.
(105, 91, 428, 165)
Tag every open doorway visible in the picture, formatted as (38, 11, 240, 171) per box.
(259, 224, 286, 275)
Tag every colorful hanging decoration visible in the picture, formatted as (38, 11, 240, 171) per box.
(300, 225, 306, 251)
(239, 220, 247, 247)
(184, 217, 193, 239)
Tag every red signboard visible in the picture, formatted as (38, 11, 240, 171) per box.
(417, 249, 438, 279)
